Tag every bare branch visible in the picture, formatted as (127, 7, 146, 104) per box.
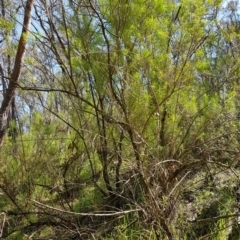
(32, 200, 142, 217)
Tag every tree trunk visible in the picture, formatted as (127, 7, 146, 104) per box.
(0, 0, 35, 148)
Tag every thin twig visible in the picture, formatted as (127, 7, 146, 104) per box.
(168, 171, 190, 197)
(197, 213, 240, 223)
(0, 212, 6, 238)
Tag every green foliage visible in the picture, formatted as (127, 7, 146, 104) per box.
(3, 0, 240, 239)
(73, 186, 103, 212)
(0, 16, 14, 34)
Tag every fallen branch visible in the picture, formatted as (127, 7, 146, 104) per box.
(32, 200, 142, 217)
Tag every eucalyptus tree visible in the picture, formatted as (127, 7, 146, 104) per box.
(0, 0, 35, 147)
(0, 0, 23, 141)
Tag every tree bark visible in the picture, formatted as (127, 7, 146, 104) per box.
(0, 0, 35, 148)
